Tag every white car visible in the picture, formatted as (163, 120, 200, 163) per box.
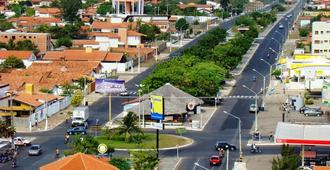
(14, 137, 31, 146)
(279, 24, 284, 29)
(249, 104, 259, 113)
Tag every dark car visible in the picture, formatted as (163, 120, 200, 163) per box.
(209, 155, 222, 166)
(215, 141, 236, 151)
(66, 126, 87, 135)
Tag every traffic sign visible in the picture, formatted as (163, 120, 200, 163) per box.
(98, 144, 108, 154)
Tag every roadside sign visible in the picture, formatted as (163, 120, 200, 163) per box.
(151, 113, 164, 120)
(150, 95, 164, 120)
(98, 144, 108, 154)
(149, 122, 164, 130)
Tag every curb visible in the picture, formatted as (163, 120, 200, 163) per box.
(16, 119, 66, 134)
(113, 135, 194, 151)
(173, 158, 182, 170)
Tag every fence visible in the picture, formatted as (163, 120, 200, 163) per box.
(14, 96, 71, 128)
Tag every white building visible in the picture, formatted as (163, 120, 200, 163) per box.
(311, 21, 330, 57)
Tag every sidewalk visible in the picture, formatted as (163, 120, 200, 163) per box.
(158, 157, 181, 170)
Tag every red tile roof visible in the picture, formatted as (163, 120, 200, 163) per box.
(0, 61, 101, 92)
(127, 30, 145, 36)
(43, 50, 124, 62)
(92, 21, 136, 29)
(0, 50, 33, 60)
(36, 8, 61, 15)
(40, 153, 118, 170)
(14, 92, 60, 107)
(177, 3, 212, 9)
(89, 32, 120, 38)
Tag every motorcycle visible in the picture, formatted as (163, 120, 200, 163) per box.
(11, 160, 16, 168)
(250, 147, 261, 153)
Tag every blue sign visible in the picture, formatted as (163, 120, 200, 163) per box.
(151, 113, 164, 120)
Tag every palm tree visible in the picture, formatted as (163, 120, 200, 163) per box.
(117, 112, 143, 142)
(0, 120, 15, 138)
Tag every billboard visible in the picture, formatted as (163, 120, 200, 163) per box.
(150, 95, 164, 120)
(95, 79, 125, 94)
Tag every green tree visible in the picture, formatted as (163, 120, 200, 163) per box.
(83, 0, 98, 9)
(272, 145, 300, 170)
(68, 135, 99, 154)
(97, 2, 112, 15)
(0, 120, 15, 138)
(40, 88, 53, 94)
(50, 0, 61, 7)
(272, 3, 286, 12)
(138, 24, 160, 42)
(25, 7, 35, 16)
(60, 0, 82, 22)
(109, 157, 131, 170)
(15, 40, 38, 51)
(299, 27, 309, 37)
(71, 90, 84, 107)
(1, 56, 25, 69)
(116, 112, 143, 142)
(76, 77, 92, 90)
(34, 24, 50, 33)
(9, 4, 25, 17)
(175, 18, 189, 31)
(130, 150, 158, 170)
(55, 36, 72, 47)
(0, 21, 14, 31)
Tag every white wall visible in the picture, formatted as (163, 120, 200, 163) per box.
(312, 22, 330, 57)
(300, 20, 311, 27)
(127, 36, 141, 46)
(101, 61, 132, 72)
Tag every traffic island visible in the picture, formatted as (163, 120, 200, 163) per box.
(95, 133, 193, 150)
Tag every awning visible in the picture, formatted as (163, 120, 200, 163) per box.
(0, 112, 17, 116)
(275, 122, 330, 146)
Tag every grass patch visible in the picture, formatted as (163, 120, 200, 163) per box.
(95, 133, 191, 149)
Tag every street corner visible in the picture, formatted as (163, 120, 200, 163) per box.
(159, 135, 194, 151)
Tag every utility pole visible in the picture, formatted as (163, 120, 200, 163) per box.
(109, 93, 112, 126)
(44, 93, 48, 130)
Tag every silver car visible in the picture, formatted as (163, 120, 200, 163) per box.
(28, 145, 42, 156)
(304, 108, 323, 117)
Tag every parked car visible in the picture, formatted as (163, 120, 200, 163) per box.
(66, 126, 87, 135)
(252, 76, 256, 82)
(215, 141, 236, 151)
(209, 155, 222, 166)
(279, 24, 284, 29)
(249, 104, 259, 113)
(28, 145, 42, 156)
(299, 106, 310, 114)
(304, 108, 323, 117)
(119, 90, 129, 96)
(14, 137, 31, 146)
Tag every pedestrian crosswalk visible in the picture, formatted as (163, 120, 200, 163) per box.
(224, 95, 258, 99)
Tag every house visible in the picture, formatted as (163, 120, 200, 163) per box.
(43, 49, 132, 72)
(125, 83, 204, 122)
(112, 0, 144, 15)
(244, 1, 264, 13)
(40, 153, 118, 170)
(91, 21, 144, 48)
(8, 16, 63, 30)
(0, 60, 103, 93)
(35, 8, 61, 18)
(311, 21, 330, 57)
(299, 16, 312, 27)
(0, 32, 52, 52)
(0, 50, 36, 67)
(31, 0, 52, 7)
(110, 47, 155, 64)
(177, 3, 213, 13)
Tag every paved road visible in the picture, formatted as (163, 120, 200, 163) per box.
(170, 1, 305, 169)
(0, 3, 282, 169)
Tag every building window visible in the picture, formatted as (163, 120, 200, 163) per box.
(4, 36, 7, 38)
(314, 49, 320, 53)
(315, 31, 319, 34)
(320, 50, 323, 52)
(321, 31, 324, 34)
(314, 40, 320, 44)
(326, 40, 329, 43)
(114, 29, 118, 33)
(23, 36, 26, 39)
(325, 50, 328, 52)
(327, 31, 330, 33)
(12, 36, 15, 40)
(29, 36, 31, 38)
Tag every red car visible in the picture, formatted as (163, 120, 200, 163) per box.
(209, 155, 222, 166)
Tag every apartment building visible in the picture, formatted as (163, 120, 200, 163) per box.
(91, 21, 144, 49)
(311, 21, 330, 57)
(0, 32, 52, 52)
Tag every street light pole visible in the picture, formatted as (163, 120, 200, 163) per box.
(223, 111, 242, 160)
(243, 85, 263, 132)
(269, 47, 280, 60)
(261, 58, 273, 89)
(252, 69, 266, 110)
(44, 93, 48, 130)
